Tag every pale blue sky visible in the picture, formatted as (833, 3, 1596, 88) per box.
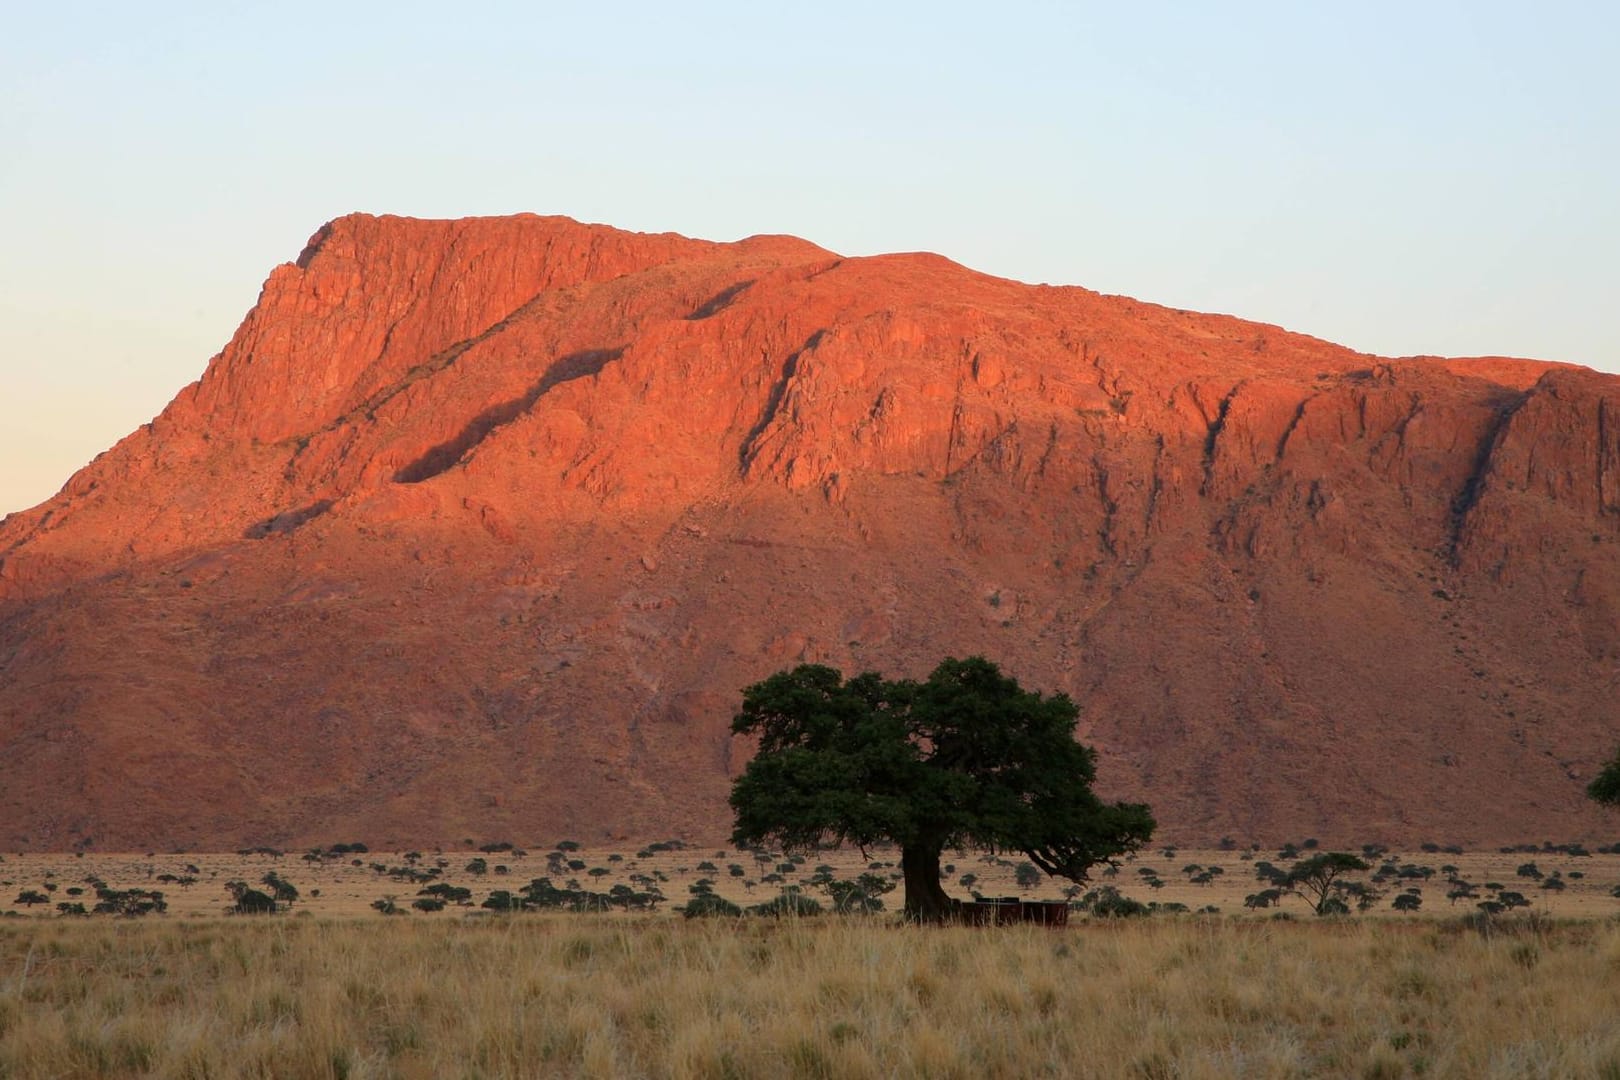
(3, 2, 1616, 514)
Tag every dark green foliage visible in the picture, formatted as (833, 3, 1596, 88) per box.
(411, 898, 446, 912)
(681, 892, 744, 918)
(1338, 880, 1382, 913)
(1075, 885, 1149, 918)
(92, 887, 167, 916)
(371, 896, 403, 915)
(728, 657, 1153, 921)
(418, 883, 473, 905)
(55, 902, 88, 916)
(747, 888, 823, 917)
(261, 872, 299, 906)
(1515, 862, 1542, 879)
(479, 877, 662, 914)
(1587, 748, 1620, 807)
(1244, 888, 1284, 909)
(1252, 861, 1288, 887)
(520, 878, 612, 913)
(821, 872, 895, 914)
(1283, 853, 1371, 916)
(606, 884, 662, 911)
(13, 889, 48, 907)
(1392, 892, 1422, 912)
(1014, 862, 1041, 889)
(465, 858, 488, 875)
(225, 881, 278, 914)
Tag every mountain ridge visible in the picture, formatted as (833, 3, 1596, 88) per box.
(1, 213, 1616, 851)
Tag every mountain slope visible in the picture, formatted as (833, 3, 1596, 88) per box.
(2, 213, 1617, 850)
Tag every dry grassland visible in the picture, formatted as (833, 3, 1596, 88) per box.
(5, 846, 1620, 1077)
(5, 913, 1620, 1078)
(5, 845, 1620, 920)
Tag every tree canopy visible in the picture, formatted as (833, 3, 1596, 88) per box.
(1587, 748, 1620, 808)
(1283, 852, 1371, 916)
(728, 656, 1154, 921)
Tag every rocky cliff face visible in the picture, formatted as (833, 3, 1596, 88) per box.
(2, 213, 1616, 851)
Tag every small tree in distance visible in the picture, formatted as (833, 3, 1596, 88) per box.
(1284, 852, 1371, 915)
(728, 657, 1154, 923)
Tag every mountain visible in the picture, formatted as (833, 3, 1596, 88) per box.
(2, 213, 1617, 852)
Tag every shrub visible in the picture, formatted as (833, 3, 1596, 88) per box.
(261, 872, 299, 906)
(1078, 886, 1150, 918)
(418, 883, 473, 904)
(225, 882, 277, 915)
(681, 892, 743, 918)
(748, 888, 823, 917)
(822, 873, 894, 914)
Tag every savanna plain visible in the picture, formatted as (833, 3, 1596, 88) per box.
(5, 845, 1620, 1078)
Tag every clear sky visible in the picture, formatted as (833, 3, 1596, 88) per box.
(3, 2, 1616, 515)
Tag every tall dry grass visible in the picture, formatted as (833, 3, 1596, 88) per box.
(3, 913, 1620, 1078)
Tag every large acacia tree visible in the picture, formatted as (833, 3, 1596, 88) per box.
(728, 656, 1154, 922)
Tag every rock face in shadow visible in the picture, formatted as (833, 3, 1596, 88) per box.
(1, 213, 1616, 851)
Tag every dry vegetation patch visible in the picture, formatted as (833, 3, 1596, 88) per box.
(4, 915, 1620, 1077)
(5, 844, 1620, 921)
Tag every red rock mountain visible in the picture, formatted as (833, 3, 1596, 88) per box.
(2, 214, 1617, 851)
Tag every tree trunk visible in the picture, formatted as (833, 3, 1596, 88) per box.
(901, 842, 969, 923)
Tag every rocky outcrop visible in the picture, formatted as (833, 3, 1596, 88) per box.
(1, 214, 1616, 851)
